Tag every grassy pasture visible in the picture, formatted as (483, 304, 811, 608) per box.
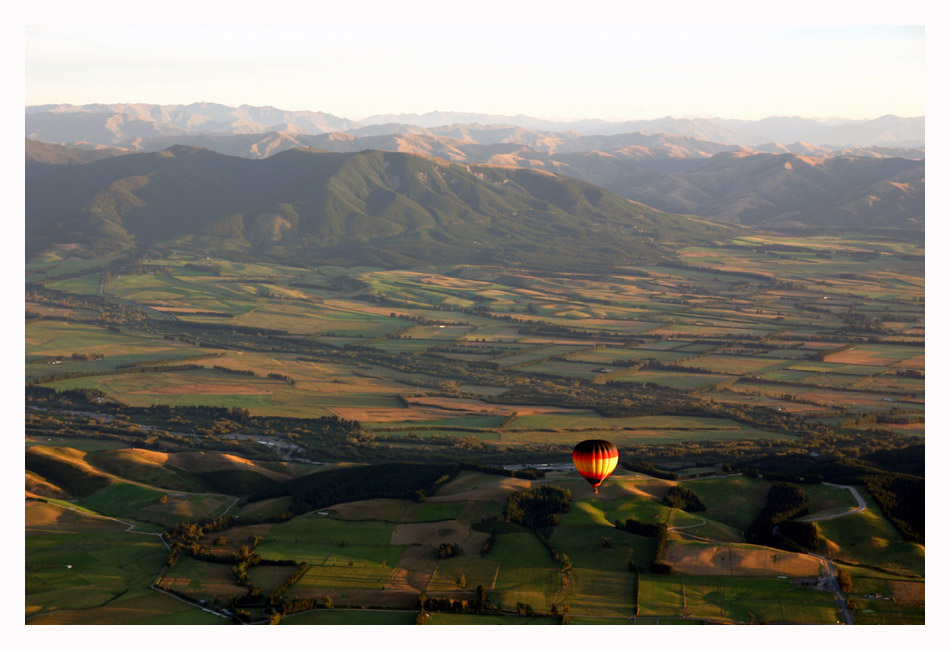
(568, 348, 686, 363)
(26, 531, 170, 621)
(160, 555, 245, 600)
(595, 496, 671, 529)
(26, 446, 116, 498)
(669, 509, 744, 543)
(329, 498, 467, 524)
(729, 380, 917, 411)
(505, 413, 740, 431)
(109, 272, 229, 304)
(293, 562, 396, 590)
(680, 355, 787, 374)
(235, 496, 294, 520)
(426, 556, 500, 592)
(367, 338, 439, 353)
(489, 566, 563, 612)
(854, 374, 924, 394)
(680, 476, 771, 531)
(85, 449, 210, 492)
(76, 482, 165, 518)
(281, 610, 418, 624)
(526, 359, 614, 377)
(423, 613, 558, 624)
(364, 414, 507, 429)
(39, 364, 351, 418)
(133, 493, 236, 527)
(486, 533, 558, 569)
(638, 574, 840, 624)
(759, 369, 813, 382)
(44, 274, 103, 295)
(817, 490, 925, 576)
(26, 320, 202, 378)
(431, 470, 511, 497)
(569, 568, 637, 617)
(494, 345, 583, 366)
(847, 576, 924, 625)
(644, 324, 770, 338)
(256, 516, 403, 568)
(800, 483, 862, 517)
(28, 591, 229, 625)
(26, 500, 129, 535)
(822, 344, 924, 366)
(402, 324, 473, 339)
(799, 373, 868, 388)
(663, 539, 823, 577)
(26, 254, 121, 281)
(606, 370, 735, 390)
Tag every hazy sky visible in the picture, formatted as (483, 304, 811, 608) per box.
(23, 8, 927, 122)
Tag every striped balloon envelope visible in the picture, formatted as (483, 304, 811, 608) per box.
(572, 439, 619, 494)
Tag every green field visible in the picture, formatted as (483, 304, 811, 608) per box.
(817, 489, 925, 576)
(76, 482, 165, 518)
(26, 532, 172, 622)
(281, 610, 419, 624)
(258, 516, 403, 568)
(423, 613, 559, 624)
(638, 574, 841, 624)
(679, 476, 771, 531)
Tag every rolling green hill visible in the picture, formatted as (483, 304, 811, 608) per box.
(25, 146, 736, 268)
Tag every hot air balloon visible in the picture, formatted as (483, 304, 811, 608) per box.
(572, 439, 618, 494)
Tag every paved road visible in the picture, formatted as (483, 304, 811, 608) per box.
(812, 554, 854, 625)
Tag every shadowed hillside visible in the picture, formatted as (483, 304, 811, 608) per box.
(26, 145, 735, 268)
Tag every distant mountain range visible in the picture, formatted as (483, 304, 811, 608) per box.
(27, 145, 735, 268)
(354, 112, 926, 147)
(27, 133, 924, 231)
(27, 103, 924, 147)
(26, 102, 361, 145)
(24, 103, 925, 242)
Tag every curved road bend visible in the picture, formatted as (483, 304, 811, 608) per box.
(666, 481, 867, 624)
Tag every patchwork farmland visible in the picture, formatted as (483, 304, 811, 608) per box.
(25, 232, 924, 624)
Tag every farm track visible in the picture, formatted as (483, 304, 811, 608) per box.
(796, 483, 867, 522)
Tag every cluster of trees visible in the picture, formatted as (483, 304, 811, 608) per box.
(503, 485, 572, 529)
(26, 284, 153, 325)
(865, 473, 924, 543)
(418, 587, 499, 616)
(438, 543, 462, 558)
(212, 365, 256, 376)
(620, 460, 678, 480)
(775, 520, 826, 554)
(633, 568, 642, 616)
(662, 485, 706, 512)
(274, 597, 333, 616)
(615, 518, 664, 538)
(27, 362, 205, 386)
(267, 562, 310, 603)
(745, 483, 809, 546)
(726, 446, 923, 543)
(613, 518, 671, 573)
(116, 352, 224, 368)
(480, 531, 497, 556)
